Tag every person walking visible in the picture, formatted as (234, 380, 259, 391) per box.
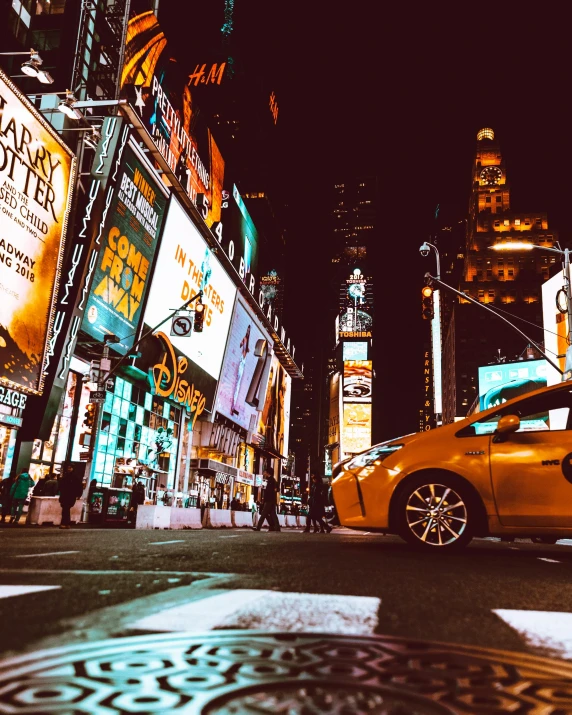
(58, 466, 83, 529)
(253, 469, 280, 532)
(304, 473, 332, 534)
(9, 472, 35, 524)
(129, 480, 146, 526)
(0, 474, 15, 523)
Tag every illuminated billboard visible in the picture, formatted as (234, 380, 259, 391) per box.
(143, 197, 236, 396)
(343, 361, 372, 402)
(339, 309, 373, 339)
(257, 354, 291, 457)
(475, 359, 548, 434)
(218, 184, 259, 289)
(214, 298, 272, 432)
(342, 403, 372, 454)
(120, 10, 225, 229)
(82, 142, 167, 354)
(0, 69, 76, 396)
(343, 342, 368, 361)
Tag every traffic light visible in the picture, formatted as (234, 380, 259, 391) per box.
(422, 286, 434, 320)
(83, 403, 96, 428)
(193, 300, 205, 332)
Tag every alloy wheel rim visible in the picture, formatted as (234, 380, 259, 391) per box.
(405, 483, 467, 546)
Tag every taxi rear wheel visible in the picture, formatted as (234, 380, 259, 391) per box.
(396, 476, 474, 550)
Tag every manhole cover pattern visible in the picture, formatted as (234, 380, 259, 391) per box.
(1, 631, 572, 714)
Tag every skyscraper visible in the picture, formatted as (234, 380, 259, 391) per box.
(442, 128, 557, 422)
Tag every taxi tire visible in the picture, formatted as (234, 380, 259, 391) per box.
(395, 474, 475, 551)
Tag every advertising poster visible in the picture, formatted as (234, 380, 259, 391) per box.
(0, 69, 75, 395)
(343, 361, 372, 402)
(219, 184, 259, 286)
(343, 342, 368, 361)
(476, 359, 548, 433)
(258, 354, 291, 457)
(120, 9, 225, 229)
(82, 143, 167, 354)
(214, 299, 271, 431)
(342, 403, 372, 454)
(144, 197, 236, 383)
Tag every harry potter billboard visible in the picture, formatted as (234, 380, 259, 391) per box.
(0, 68, 76, 396)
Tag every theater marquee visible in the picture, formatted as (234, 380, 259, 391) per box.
(0, 68, 76, 395)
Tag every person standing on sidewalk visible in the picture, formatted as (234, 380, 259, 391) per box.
(253, 469, 280, 532)
(0, 474, 15, 523)
(58, 466, 83, 529)
(305, 473, 331, 534)
(9, 472, 35, 524)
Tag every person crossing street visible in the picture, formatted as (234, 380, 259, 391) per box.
(253, 469, 281, 532)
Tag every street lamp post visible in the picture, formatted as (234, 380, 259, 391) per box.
(419, 242, 442, 423)
(490, 242, 572, 376)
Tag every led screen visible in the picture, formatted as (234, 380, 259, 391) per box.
(343, 342, 368, 361)
(343, 361, 372, 402)
(475, 359, 548, 434)
(82, 143, 167, 354)
(214, 298, 272, 431)
(0, 69, 76, 395)
(143, 197, 237, 382)
(342, 403, 372, 454)
(257, 354, 291, 457)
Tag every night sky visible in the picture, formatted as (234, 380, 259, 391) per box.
(159, 2, 571, 440)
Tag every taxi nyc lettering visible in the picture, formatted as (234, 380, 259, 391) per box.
(93, 225, 149, 320)
(149, 332, 205, 426)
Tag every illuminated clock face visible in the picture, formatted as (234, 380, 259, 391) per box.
(480, 166, 502, 185)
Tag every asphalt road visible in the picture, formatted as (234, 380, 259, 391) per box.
(2, 525, 572, 664)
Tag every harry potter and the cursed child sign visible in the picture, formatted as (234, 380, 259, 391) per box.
(0, 68, 76, 395)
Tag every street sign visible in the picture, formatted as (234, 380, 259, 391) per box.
(171, 312, 193, 337)
(90, 390, 106, 403)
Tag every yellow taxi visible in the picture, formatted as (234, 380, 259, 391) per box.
(331, 381, 572, 550)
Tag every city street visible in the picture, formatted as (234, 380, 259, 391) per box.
(2, 526, 572, 659)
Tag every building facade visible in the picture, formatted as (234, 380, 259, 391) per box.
(442, 128, 557, 422)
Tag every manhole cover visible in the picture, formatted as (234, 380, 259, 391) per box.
(0, 631, 571, 713)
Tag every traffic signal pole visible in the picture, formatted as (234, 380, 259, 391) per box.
(425, 273, 564, 376)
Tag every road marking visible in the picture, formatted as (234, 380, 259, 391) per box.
(558, 539, 572, 546)
(494, 609, 572, 659)
(149, 540, 184, 545)
(14, 551, 80, 559)
(538, 557, 561, 563)
(219, 535, 239, 538)
(130, 590, 381, 636)
(0, 585, 60, 600)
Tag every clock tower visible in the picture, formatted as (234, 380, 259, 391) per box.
(441, 127, 558, 423)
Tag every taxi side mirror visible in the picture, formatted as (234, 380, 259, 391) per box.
(493, 414, 520, 442)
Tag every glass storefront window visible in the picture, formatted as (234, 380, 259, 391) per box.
(0, 426, 17, 480)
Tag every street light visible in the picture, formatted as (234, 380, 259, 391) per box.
(490, 241, 572, 372)
(0, 49, 54, 84)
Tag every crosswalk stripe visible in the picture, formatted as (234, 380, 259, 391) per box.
(0, 585, 60, 600)
(494, 609, 572, 659)
(14, 551, 80, 559)
(538, 557, 561, 563)
(149, 540, 184, 545)
(130, 590, 381, 636)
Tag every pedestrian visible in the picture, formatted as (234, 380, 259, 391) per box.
(44, 473, 59, 497)
(32, 474, 48, 497)
(58, 465, 83, 529)
(0, 474, 15, 523)
(304, 473, 332, 534)
(253, 469, 281, 532)
(9, 472, 35, 524)
(130, 479, 146, 525)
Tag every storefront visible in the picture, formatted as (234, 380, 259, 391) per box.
(0, 386, 27, 481)
(91, 375, 182, 499)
